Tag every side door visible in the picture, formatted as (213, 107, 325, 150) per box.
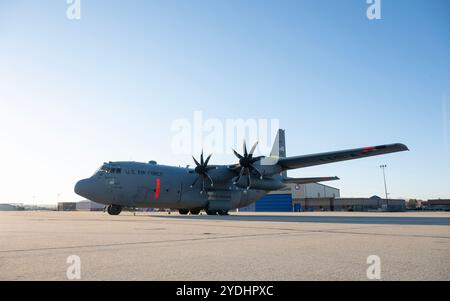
(158, 173, 182, 205)
(104, 169, 125, 204)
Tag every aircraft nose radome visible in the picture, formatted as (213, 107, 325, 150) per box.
(74, 179, 90, 197)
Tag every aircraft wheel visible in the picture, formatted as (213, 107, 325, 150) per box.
(218, 210, 229, 216)
(107, 204, 122, 216)
(189, 209, 201, 215)
(205, 210, 218, 215)
(179, 209, 189, 215)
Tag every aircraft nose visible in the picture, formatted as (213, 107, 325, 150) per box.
(74, 179, 91, 198)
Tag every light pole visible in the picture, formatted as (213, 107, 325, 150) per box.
(380, 165, 389, 209)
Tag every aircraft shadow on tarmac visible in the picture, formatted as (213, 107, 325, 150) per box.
(157, 214, 450, 226)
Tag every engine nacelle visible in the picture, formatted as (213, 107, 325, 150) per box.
(234, 177, 285, 190)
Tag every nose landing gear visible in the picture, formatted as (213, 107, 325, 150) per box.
(106, 204, 123, 215)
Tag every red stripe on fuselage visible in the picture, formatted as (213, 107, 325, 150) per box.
(362, 146, 376, 153)
(155, 178, 161, 200)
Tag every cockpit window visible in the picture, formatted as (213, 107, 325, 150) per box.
(94, 164, 121, 175)
(111, 168, 122, 174)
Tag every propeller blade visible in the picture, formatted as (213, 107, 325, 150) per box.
(232, 140, 265, 188)
(250, 156, 264, 163)
(249, 141, 258, 156)
(232, 149, 243, 159)
(192, 150, 214, 192)
(250, 165, 264, 180)
(205, 173, 214, 187)
(204, 153, 212, 166)
(243, 140, 248, 156)
(192, 156, 200, 167)
(190, 176, 199, 188)
(234, 167, 245, 184)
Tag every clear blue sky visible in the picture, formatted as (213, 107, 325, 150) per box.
(0, 0, 449, 204)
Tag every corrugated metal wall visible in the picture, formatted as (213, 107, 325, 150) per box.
(290, 183, 340, 199)
(255, 194, 292, 212)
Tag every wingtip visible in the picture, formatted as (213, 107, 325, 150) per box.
(397, 143, 410, 151)
(377, 143, 409, 152)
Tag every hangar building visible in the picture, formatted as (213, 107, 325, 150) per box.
(57, 202, 77, 211)
(239, 183, 340, 212)
(334, 196, 405, 212)
(76, 200, 105, 211)
(58, 201, 105, 211)
(239, 184, 406, 212)
(422, 199, 450, 211)
(0, 204, 22, 211)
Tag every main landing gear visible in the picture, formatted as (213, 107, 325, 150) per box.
(206, 209, 229, 216)
(179, 209, 201, 215)
(106, 204, 123, 216)
(178, 209, 228, 215)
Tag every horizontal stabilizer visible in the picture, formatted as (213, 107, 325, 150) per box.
(283, 176, 339, 184)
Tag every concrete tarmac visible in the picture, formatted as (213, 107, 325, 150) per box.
(0, 211, 449, 281)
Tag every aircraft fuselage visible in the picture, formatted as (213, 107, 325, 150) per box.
(75, 161, 267, 211)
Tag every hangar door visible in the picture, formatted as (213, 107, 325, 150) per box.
(255, 194, 292, 212)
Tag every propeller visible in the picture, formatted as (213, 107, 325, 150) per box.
(231, 141, 265, 190)
(190, 150, 214, 193)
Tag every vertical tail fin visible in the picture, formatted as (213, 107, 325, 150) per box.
(270, 129, 286, 158)
(270, 129, 287, 178)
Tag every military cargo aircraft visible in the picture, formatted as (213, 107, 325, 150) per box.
(74, 130, 408, 215)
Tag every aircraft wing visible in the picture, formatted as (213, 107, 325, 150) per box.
(277, 143, 409, 170)
(283, 176, 339, 184)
